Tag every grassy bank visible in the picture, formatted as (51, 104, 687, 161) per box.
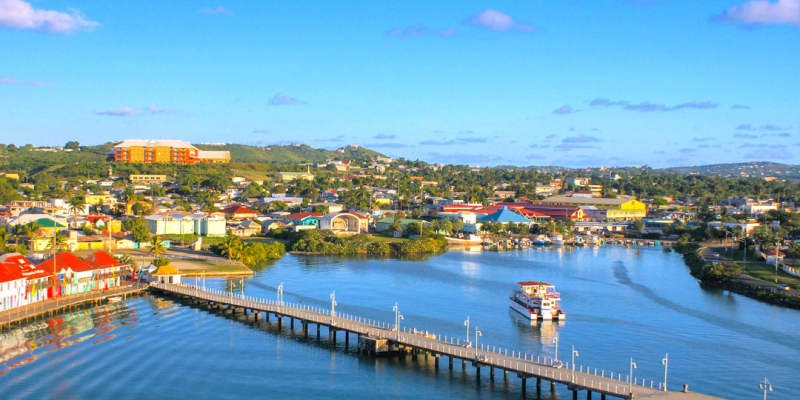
(271, 230, 448, 257)
(673, 238, 800, 309)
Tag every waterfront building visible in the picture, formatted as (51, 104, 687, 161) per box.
(283, 212, 322, 228)
(0, 259, 26, 311)
(152, 264, 181, 284)
(541, 195, 646, 220)
(113, 139, 230, 164)
(146, 213, 226, 237)
(477, 206, 533, 225)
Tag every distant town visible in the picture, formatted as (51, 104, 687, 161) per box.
(1, 139, 800, 313)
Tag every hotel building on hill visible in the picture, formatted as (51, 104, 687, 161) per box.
(113, 139, 230, 164)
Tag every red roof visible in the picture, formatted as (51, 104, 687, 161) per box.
(86, 251, 124, 268)
(517, 281, 552, 287)
(38, 252, 91, 273)
(0, 262, 24, 283)
(285, 212, 322, 220)
(86, 214, 109, 223)
(0, 254, 50, 280)
(222, 204, 258, 215)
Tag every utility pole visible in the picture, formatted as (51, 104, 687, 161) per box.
(464, 316, 470, 347)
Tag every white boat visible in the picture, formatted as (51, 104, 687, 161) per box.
(509, 281, 565, 320)
(108, 296, 123, 303)
(533, 234, 551, 246)
(549, 234, 564, 246)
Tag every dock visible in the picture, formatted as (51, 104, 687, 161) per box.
(0, 284, 148, 330)
(150, 282, 723, 400)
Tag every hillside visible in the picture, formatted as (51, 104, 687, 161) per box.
(662, 162, 800, 180)
(194, 143, 385, 163)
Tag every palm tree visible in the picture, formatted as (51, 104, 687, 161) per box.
(218, 234, 244, 261)
(148, 235, 167, 259)
(68, 195, 86, 229)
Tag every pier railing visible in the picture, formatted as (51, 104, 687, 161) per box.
(150, 282, 702, 399)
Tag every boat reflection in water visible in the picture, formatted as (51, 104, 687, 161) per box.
(509, 309, 565, 343)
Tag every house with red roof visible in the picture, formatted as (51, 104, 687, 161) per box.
(283, 212, 323, 228)
(0, 258, 26, 311)
(222, 204, 259, 220)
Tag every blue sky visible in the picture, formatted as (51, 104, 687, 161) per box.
(1, 0, 799, 167)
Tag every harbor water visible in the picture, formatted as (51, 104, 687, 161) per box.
(1, 247, 798, 399)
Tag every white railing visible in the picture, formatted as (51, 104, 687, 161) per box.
(153, 282, 663, 397)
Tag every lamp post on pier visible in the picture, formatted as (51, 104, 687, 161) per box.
(662, 353, 669, 392)
(571, 346, 579, 383)
(277, 282, 284, 306)
(474, 327, 482, 357)
(553, 336, 559, 365)
(393, 302, 403, 339)
(330, 290, 337, 324)
(760, 377, 773, 400)
(464, 316, 470, 347)
(629, 358, 638, 394)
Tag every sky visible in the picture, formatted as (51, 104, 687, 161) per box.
(1, 0, 799, 168)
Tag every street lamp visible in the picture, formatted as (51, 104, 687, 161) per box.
(553, 337, 559, 364)
(571, 346, 579, 382)
(392, 302, 404, 337)
(277, 282, 284, 306)
(464, 316, 471, 347)
(629, 358, 638, 394)
(474, 327, 482, 357)
(662, 353, 669, 392)
(330, 290, 337, 323)
(760, 377, 773, 400)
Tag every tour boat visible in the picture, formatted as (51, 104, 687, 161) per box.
(510, 281, 565, 320)
(549, 234, 564, 246)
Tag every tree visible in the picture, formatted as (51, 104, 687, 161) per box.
(148, 235, 168, 259)
(68, 195, 86, 229)
(65, 141, 80, 150)
(218, 234, 244, 261)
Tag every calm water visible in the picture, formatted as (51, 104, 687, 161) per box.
(1, 247, 798, 400)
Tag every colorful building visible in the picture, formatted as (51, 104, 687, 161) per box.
(113, 139, 230, 164)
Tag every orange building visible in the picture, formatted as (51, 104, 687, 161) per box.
(113, 139, 230, 164)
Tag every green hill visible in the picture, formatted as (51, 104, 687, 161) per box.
(194, 143, 385, 163)
(662, 162, 800, 180)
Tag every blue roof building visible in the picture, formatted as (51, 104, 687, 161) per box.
(477, 206, 533, 224)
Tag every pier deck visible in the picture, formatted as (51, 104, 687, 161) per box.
(151, 282, 723, 400)
(0, 284, 147, 329)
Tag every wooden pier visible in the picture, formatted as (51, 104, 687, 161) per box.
(150, 282, 722, 400)
(0, 284, 148, 330)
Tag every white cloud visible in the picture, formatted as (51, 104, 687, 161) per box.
(199, 6, 234, 16)
(0, 0, 98, 34)
(468, 9, 534, 32)
(720, 0, 800, 26)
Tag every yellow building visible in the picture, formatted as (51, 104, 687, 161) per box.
(130, 174, 168, 184)
(277, 172, 314, 182)
(85, 193, 117, 207)
(542, 195, 647, 221)
(0, 172, 20, 180)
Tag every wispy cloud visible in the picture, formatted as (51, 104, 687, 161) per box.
(95, 105, 175, 117)
(561, 135, 602, 144)
(0, 76, 52, 86)
(715, 0, 800, 26)
(466, 9, 534, 32)
(252, 129, 270, 134)
(387, 24, 456, 38)
(95, 107, 137, 117)
(199, 6, 234, 16)
(733, 133, 758, 139)
(319, 135, 345, 142)
(731, 104, 751, 109)
(420, 137, 487, 146)
(0, 0, 98, 34)
(736, 123, 788, 131)
(692, 137, 715, 142)
(372, 133, 396, 140)
(589, 98, 718, 112)
(268, 93, 304, 106)
(552, 105, 577, 115)
(366, 142, 411, 148)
